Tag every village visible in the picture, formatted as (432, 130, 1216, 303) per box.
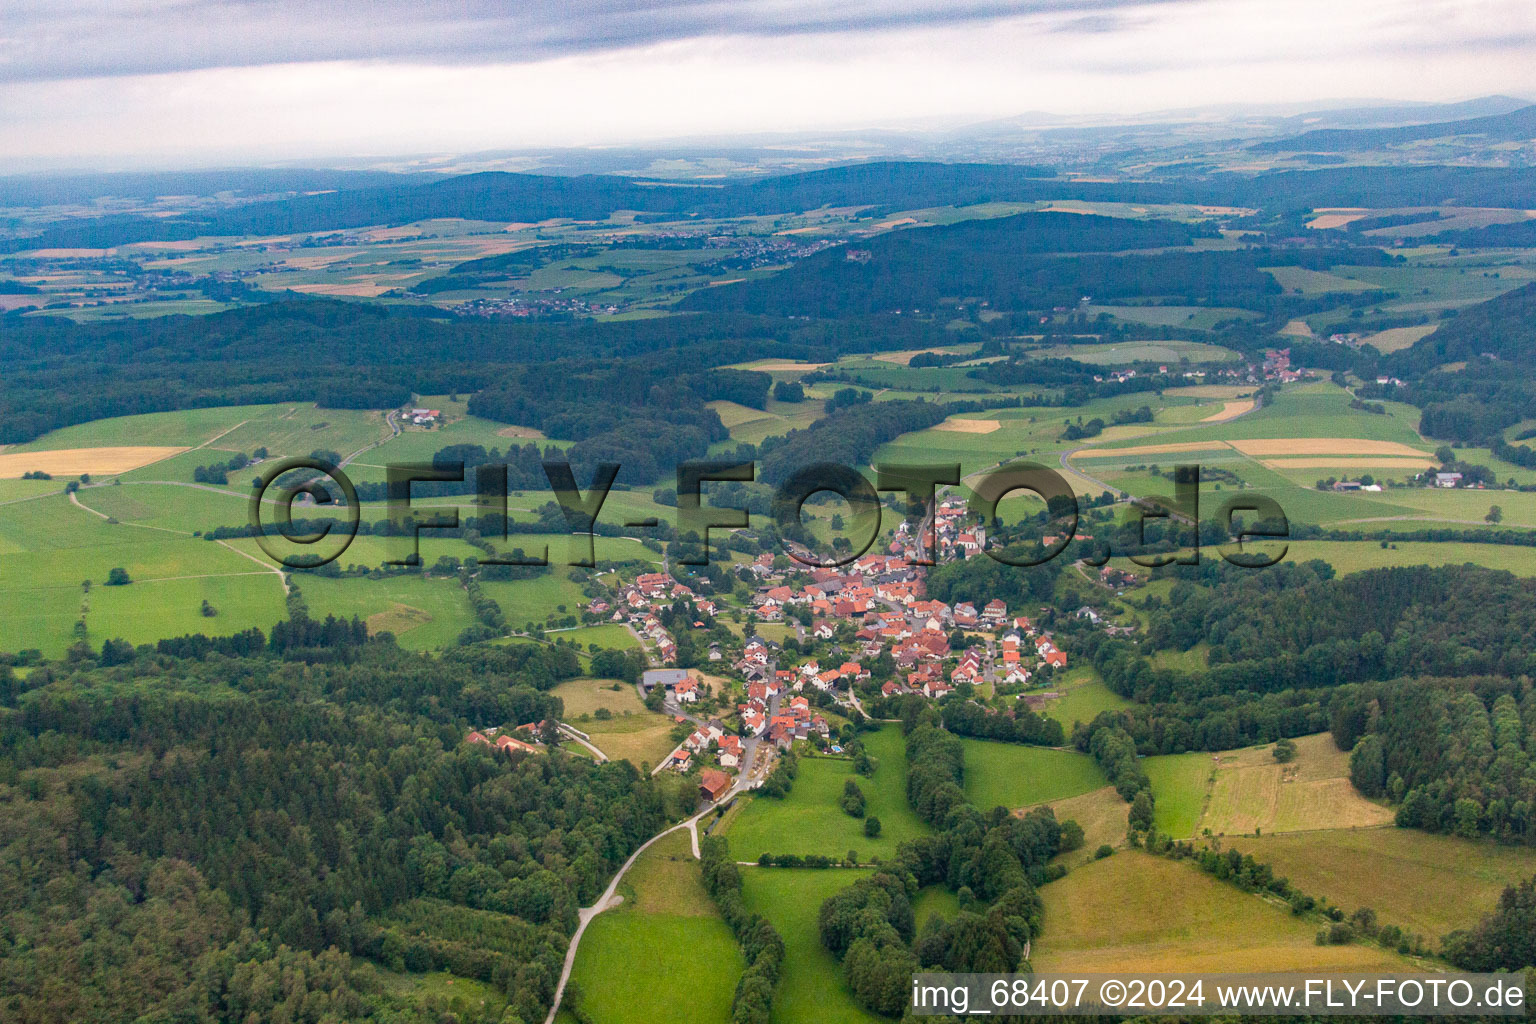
(468, 494, 1135, 807)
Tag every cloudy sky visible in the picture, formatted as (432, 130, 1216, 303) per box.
(3, 0, 1535, 168)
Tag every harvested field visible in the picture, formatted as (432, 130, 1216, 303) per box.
(495, 425, 547, 439)
(1258, 456, 1435, 470)
(873, 347, 968, 365)
(933, 417, 1001, 434)
(746, 362, 830, 372)
(1162, 385, 1252, 399)
(1035, 852, 1413, 974)
(0, 446, 187, 478)
(1073, 440, 1230, 458)
(1202, 734, 1395, 836)
(365, 603, 432, 638)
(1229, 438, 1426, 457)
(1200, 400, 1255, 422)
(1306, 211, 1370, 230)
(1280, 319, 1316, 337)
(1363, 324, 1437, 353)
(1230, 827, 1536, 938)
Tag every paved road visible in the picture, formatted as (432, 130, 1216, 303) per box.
(557, 724, 608, 763)
(540, 775, 756, 1024)
(339, 409, 400, 469)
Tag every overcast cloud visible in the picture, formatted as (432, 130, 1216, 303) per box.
(2, 0, 1534, 167)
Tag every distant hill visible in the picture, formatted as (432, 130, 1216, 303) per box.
(12, 161, 1536, 253)
(1253, 104, 1536, 152)
(1277, 95, 1531, 130)
(0, 168, 410, 206)
(1391, 281, 1536, 373)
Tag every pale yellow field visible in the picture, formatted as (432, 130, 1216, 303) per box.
(365, 602, 433, 638)
(1229, 438, 1426, 457)
(934, 417, 1001, 434)
(739, 361, 830, 372)
(1362, 324, 1437, 354)
(1161, 385, 1252, 400)
(1306, 211, 1370, 230)
(873, 347, 968, 365)
(1200, 734, 1396, 837)
(1231, 828, 1536, 938)
(1073, 440, 1231, 458)
(705, 400, 774, 429)
(1037, 852, 1414, 974)
(1200, 400, 1255, 422)
(1280, 319, 1316, 337)
(1036, 786, 1127, 867)
(287, 280, 401, 297)
(496, 425, 548, 439)
(21, 247, 113, 257)
(279, 253, 355, 270)
(1259, 457, 1435, 471)
(0, 446, 187, 478)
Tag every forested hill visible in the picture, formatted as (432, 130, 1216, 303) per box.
(1252, 103, 1536, 152)
(1391, 281, 1536, 373)
(680, 232, 1393, 317)
(13, 161, 1536, 251)
(0, 626, 693, 1023)
(1378, 282, 1536, 444)
(0, 300, 950, 444)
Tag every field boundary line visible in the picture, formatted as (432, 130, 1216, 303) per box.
(216, 539, 290, 595)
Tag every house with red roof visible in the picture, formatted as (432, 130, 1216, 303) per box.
(700, 769, 732, 802)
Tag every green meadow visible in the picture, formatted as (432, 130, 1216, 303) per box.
(959, 739, 1108, 812)
(723, 725, 929, 861)
(739, 866, 884, 1024)
(1142, 752, 1214, 838)
(569, 830, 743, 1024)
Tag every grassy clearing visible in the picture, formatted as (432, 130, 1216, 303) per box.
(556, 623, 640, 651)
(1144, 753, 1213, 839)
(911, 885, 963, 930)
(1146, 734, 1393, 839)
(1229, 827, 1536, 939)
(1263, 266, 1376, 294)
(1, 571, 288, 658)
(1034, 851, 1415, 972)
(739, 866, 884, 1024)
(960, 740, 1107, 812)
(1038, 786, 1128, 867)
(550, 665, 678, 768)
(570, 830, 742, 1024)
(379, 970, 506, 1018)
(1040, 674, 1134, 729)
(1362, 324, 1437, 354)
(551, 676, 647, 719)
(724, 725, 928, 861)
(1286, 540, 1536, 577)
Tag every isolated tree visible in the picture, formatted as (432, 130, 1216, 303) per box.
(1273, 737, 1297, 763)
(1487, 505, 1504, 524)
(863, 816, 882, 838)
(105, 567, 131, 586)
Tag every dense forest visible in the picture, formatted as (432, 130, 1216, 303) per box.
(0, 299, 949, 445)
(682, 239, 1395, 318)
(0, 612, 696, 1023)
